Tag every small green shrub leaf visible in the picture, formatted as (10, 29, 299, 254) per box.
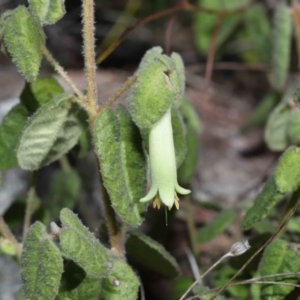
(0, 104, 28, 170)
(269, 2, 292, 90)
(258, 239, 300, 299)
(46, 170, 81, 219)
(179, 98, 201, 133)
(171, 107, 187, 168)
(2, 6, 45, 82)
(125, 231, 180, 277)
(29, 0, 65, 25)
(20, 76, 64, 113)
(59, 208, 111, 278)
(242, 177, 285, 230)
(17, 93, 82, 170)
(265, 100, 290, 151)
(57, 261, 101, 300)
(100, 259, 139, 300)
(170, 52, 185, 105)
(128, 46, 181, 128)
(274, 146, 300, 193)
(94, 106, 146, 227)
(287, 108, 300, 145)
(242, 93, 278, 133)
(21, 221, 63, 300)
(197, 209, 236, 243)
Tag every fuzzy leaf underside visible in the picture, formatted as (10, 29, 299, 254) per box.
(2, 6, 45, 82)
(21, 222, 63, 300)
(100, 259, 139, 300)
(0, 103, 28, 170)
(59, 208, 111, 278)
(258, 239, 300, 299)
(94, 106, 146, 227)
(29, 0, 65, 25)
(17, 94, 82, 170)
(242, 177, 285, 230)
(126, 231, 180, 277)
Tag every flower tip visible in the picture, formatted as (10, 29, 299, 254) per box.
(175, 184, 191, 195)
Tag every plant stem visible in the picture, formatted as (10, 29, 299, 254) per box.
(22, 171, 37, 241)
(59, 155, 72, 173)
(96, 156, 122, 253)
(0, 216, 21, 258)
(82, 0, 98, 112)
(100, 75, 137, 111)
(41, 46, 84, 99)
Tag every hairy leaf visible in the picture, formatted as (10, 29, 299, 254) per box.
(57, 261, 101, 300)
(258, 239, 300, 299)
(29, 0, 65, 25)
(171, 107, 187, 168)
(21, 222, 63, 300)
(269, 1, 292, 90)
(60, 208, 111, 278)
(242, 177, 285, 230)
(197, 209, 236, 243)
(2, 6, 45, 81)
(128, 46, 181, 128)
(20, 76, 64, 113)
(287, 108, 300, 145)
(17, 94, 82, 170)
(94, 106, 146, 227)
(274, 146, 300, 193)
(170, 52, 185, 105)
(100, 259, 139, 300)
(126, 231, 180, 277)
(0, 104, 28, 170)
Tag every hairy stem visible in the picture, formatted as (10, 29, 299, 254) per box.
(22, 171, 37, 241)
(0, 216, 21, 258)
(41, 46, 84, 99)
(82, 0, 98, 112)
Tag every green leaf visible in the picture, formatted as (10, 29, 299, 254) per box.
(21, 221, 63, 300)
(197, 209, 236, 243)
(179, 98, 201, 134)
(128, 46, 181, 128)
(269, 1, 292, 91)
(2, 6, 45, 82)
(20, 76, 64, 113)
(245, 4, 271, 63)
(287, 108, 300, 145)
(0, 103, 28, 170)
(100, 259, 139, 300)
(59, 208, 111, 278)
(170, 52, 185, 105)
(193, 286, 226, 300)
(94, 106, 146, 227)
(258, 239, 300, 299)
(171, 107, 187, 168)
(242, 93, 278, 133)
(178, 123, 199, 185)
(57, 261, 101, 300)
(125, 231, 180, 277)
(17, 93, 82, 170)
(274, 146, 300, 193)
(29, 0, 65, 25)
(46, 170, 81, 219)
(242, 177, 285, 230)
(265, 99, 290, 151)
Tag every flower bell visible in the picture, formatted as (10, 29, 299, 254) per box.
(140, 108, 190, 210)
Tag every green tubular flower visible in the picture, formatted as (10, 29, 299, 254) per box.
(140, 108, 190, 210)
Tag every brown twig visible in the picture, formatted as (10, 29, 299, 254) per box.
(164, 13, 175, 55)
(202, 15, 223, 102)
